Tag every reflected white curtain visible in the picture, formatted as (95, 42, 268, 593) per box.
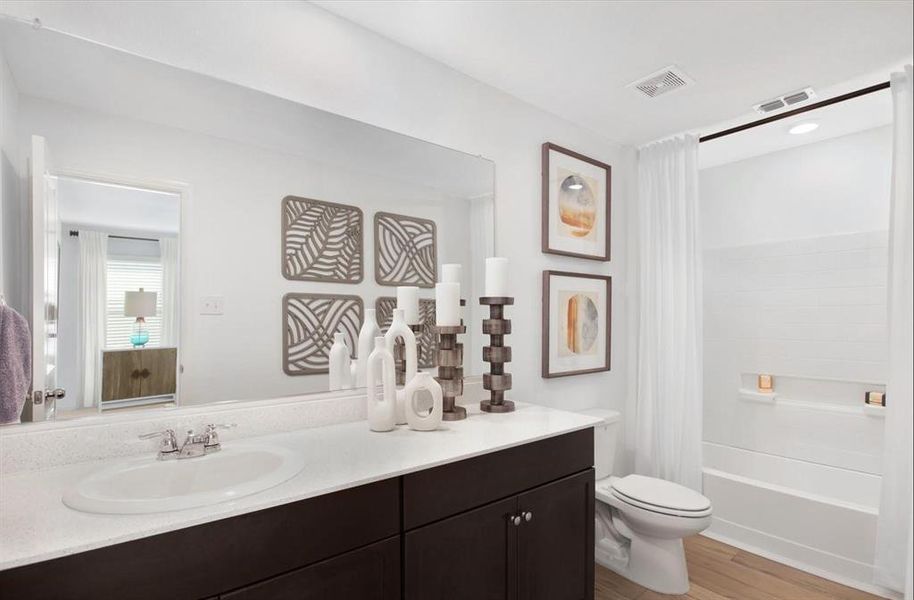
(159, 237, 179, 347)
(633, 135, 703, 492)
(875, 64, 914, 598)
(78, 231, 107, 408)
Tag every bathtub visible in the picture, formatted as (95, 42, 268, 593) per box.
(702, 442, 898, 599)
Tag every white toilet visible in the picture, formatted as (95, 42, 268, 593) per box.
(584, 409, 712, 595)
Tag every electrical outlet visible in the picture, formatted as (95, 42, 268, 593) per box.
(200, 296, 224, 315)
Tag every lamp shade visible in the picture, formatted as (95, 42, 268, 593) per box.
(124, 288, 157, 318)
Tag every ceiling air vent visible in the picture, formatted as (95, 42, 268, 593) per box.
(627, 65, 694, 98)
(753, 87, 817, 114)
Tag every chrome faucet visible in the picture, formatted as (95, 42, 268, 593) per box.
(139, 423, 236, 460)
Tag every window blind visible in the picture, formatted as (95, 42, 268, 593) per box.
(105, 257, 164, 349)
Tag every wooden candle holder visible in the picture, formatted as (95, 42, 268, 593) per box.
(393, 324, 423, 386)
(480, 296, 514, 413)
(434, 325, 467, 421)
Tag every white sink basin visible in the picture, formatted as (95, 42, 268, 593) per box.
(63, 443, 305, 514)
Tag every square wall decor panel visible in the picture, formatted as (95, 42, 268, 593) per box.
(283, 293, 363, 375)
(282, 196, 364, 283)
(376, 296, 437, 368)
(374, 211, 437, 287)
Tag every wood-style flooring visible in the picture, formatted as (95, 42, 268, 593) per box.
(595, 535, 884, 600)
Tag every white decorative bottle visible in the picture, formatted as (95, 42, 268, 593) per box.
(328, 331, 352, 391)
(355, 308, 381, 387)
(403, 372, 443, 432)
(366, 337, 397, 432)
(385, 308, 417, 424)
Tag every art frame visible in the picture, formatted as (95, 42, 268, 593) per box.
(282, 195, 364, 283)
(542, 270, 611, 378)
(282, 293, 363, 376)
(374, 211, 437, 288)
(541, 142, 612, 262)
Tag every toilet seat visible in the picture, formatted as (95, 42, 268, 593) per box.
(607, 475, 712, 518)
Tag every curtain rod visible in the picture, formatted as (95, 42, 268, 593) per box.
(68, 229, 159, 243)
(699, 81, 891, 143)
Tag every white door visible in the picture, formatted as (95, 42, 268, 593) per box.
(28, 135, 64, 420)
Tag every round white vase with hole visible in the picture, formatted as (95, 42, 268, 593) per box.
(366, 337, 397, 432)
(403, 372, 443, 432)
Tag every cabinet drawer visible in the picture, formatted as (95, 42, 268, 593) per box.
(0, 479, 399, 600)
(403, 428, 593, 530)
(223, 536, 400, 600)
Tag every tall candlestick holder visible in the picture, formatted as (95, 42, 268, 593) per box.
(480, 296, 514, 413)
(434, 325, 467, 421)
(393, 324, 423, 385)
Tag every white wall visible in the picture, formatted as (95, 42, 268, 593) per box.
(701, 126, 891, 472)
(20, 95, 482, 405)
(0, 43, 25, 315)
(1, 3, 635, 427)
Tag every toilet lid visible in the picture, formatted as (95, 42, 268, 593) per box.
(611, 475, 711, 514)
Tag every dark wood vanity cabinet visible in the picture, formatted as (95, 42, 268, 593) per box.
(0, 429, 593, 600)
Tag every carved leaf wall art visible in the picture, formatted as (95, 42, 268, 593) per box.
(374, 212, 437, 287)
(283, 293, 363, 375)
(283, 196, 363, 283)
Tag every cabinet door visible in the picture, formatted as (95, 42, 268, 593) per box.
(517, 470, 594, 600)
(405, 496, 518, 600)
(222, 537, 400, 600)
(139, 347, 177, 396)
(101, 350, 143, 401)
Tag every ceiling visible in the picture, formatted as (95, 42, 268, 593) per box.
(57, 177, 180, 235)
(315, 1, 913, 145)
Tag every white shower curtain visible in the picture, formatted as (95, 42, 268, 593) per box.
(159, 237, 179, 347)
(633, 135, 703, 492)
(79, 231, 107, 408)
(875, 65, 914, 599)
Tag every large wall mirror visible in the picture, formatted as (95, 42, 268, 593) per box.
(0, 18, 495, 425)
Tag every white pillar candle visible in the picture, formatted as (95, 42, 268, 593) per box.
(441, 263, 462, 286)
(435, 282, 461, 326)
(485, 257, 509, 297)
(397, 286, 420, 324)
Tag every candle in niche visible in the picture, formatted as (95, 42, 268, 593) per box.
(435, 282, 461, 326)
(397, 286, 420, 325)
(441, 263, 462, 285)
(485, 257, 509, 297)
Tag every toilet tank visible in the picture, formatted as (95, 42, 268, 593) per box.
(580, 408, 621, 480)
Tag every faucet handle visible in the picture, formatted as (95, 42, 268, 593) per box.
(204, 423, 236, 448)
(139, 429, 179, 454)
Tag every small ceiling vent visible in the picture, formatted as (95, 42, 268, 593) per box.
(753, 87, 817, 114)
(627, 65, 694, 98)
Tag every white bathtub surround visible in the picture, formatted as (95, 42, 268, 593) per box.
(0, 402, 600, 570)
(632, 135, 703, 492)
(875, 64, 914, 599)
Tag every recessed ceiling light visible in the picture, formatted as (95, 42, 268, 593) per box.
(788, 122, 819, 135)
(568, 183, 584, 190)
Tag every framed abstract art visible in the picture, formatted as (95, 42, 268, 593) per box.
(541, 142, 611, 261)
(542, 270, 611, 378)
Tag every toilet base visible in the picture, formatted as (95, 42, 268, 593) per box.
(596, 533, 690, 595)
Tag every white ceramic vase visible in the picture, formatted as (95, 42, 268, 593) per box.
(328, 332, 352, 391)
(365, 337, 397, 432)
(403, 372, 443, 432)
(385, 308, 418, 425)
(355, 309, 381, 387)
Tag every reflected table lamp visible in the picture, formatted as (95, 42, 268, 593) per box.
(125, 288, 157, 348)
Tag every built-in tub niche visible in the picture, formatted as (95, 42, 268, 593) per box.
(0, 17, 494, 425)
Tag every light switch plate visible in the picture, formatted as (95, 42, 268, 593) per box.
(200, 296, 224, 315)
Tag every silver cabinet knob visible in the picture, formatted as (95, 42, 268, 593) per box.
(524, 511, 533, 522)
(511, 515, 522, 526)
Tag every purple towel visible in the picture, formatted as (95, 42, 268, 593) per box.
(0, 304, 31, 424)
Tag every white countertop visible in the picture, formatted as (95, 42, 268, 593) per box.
(0, 403, 599, 571)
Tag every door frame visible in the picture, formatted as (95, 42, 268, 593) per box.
(53, 166, 191, 408)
